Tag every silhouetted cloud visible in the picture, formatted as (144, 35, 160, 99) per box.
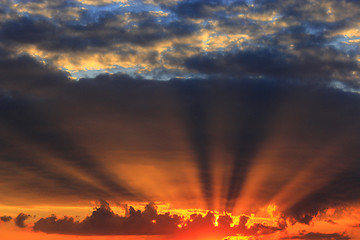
(14, 213, 30, 228)
(33, 201, 283, 237)
(1, 49, 360, 217)
(282, 231, 350, 240)
(34, 201, 181, 235)
(0, 216, 12, 222)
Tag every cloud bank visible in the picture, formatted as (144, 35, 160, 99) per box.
(0, 48, 360, 223)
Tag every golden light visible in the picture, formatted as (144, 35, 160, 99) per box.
(222, 236, 250, 240)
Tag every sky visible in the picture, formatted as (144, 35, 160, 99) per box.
(0, 0, 360, 239)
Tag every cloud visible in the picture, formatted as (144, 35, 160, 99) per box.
(0, 12, 198, 51)
(0, 49, 69, 94)
(0, 92, 141, 202)
(324, 219, 336, 224)
(0, 216, 12, 222)
(184, 47, 360, 81)
(14, 213, 31, 228)
(232, 215, 283, 236)
(33, 201, 283, 237)
(1, 0, 359, 80)
(0, 49, 360, 220)
(283, 231, 350, 240)
(33, 201, 181, 235)
(168, 0, 234, 19)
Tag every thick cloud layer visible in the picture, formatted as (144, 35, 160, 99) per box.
(0, 216, 12, 222)
(184, 47, 359, 81)
(0, 49, 360, 222)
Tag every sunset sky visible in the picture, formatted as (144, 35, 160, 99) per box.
(1, 0, 360, 239)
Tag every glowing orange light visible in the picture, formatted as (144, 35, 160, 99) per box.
(222, 236, 250, 240)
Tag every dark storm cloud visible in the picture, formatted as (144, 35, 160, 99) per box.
(282, 231, 350, 240)
(14, 213, 31, 228)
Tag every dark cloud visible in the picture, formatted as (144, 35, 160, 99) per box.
(169, 0, 229, 19)
(14, 213, 31, 228)
(184, 47, 360, 81)
(0, 49, 360, 220)
(0, 92, 141, 201)
(0, 52, 69, 94)
(283, 231, 350, 240)
(0, 216, 12, 222)
(33, 201, 181, 235)
(232, 215, 283, 236)
(324, 219, 336, 224)
(0, 12, 198, 53)
(285, 163, 360, 224)
(171, 0, 360, 82)
(0, 16, 57, 45)
(33, 201, 282, 236)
